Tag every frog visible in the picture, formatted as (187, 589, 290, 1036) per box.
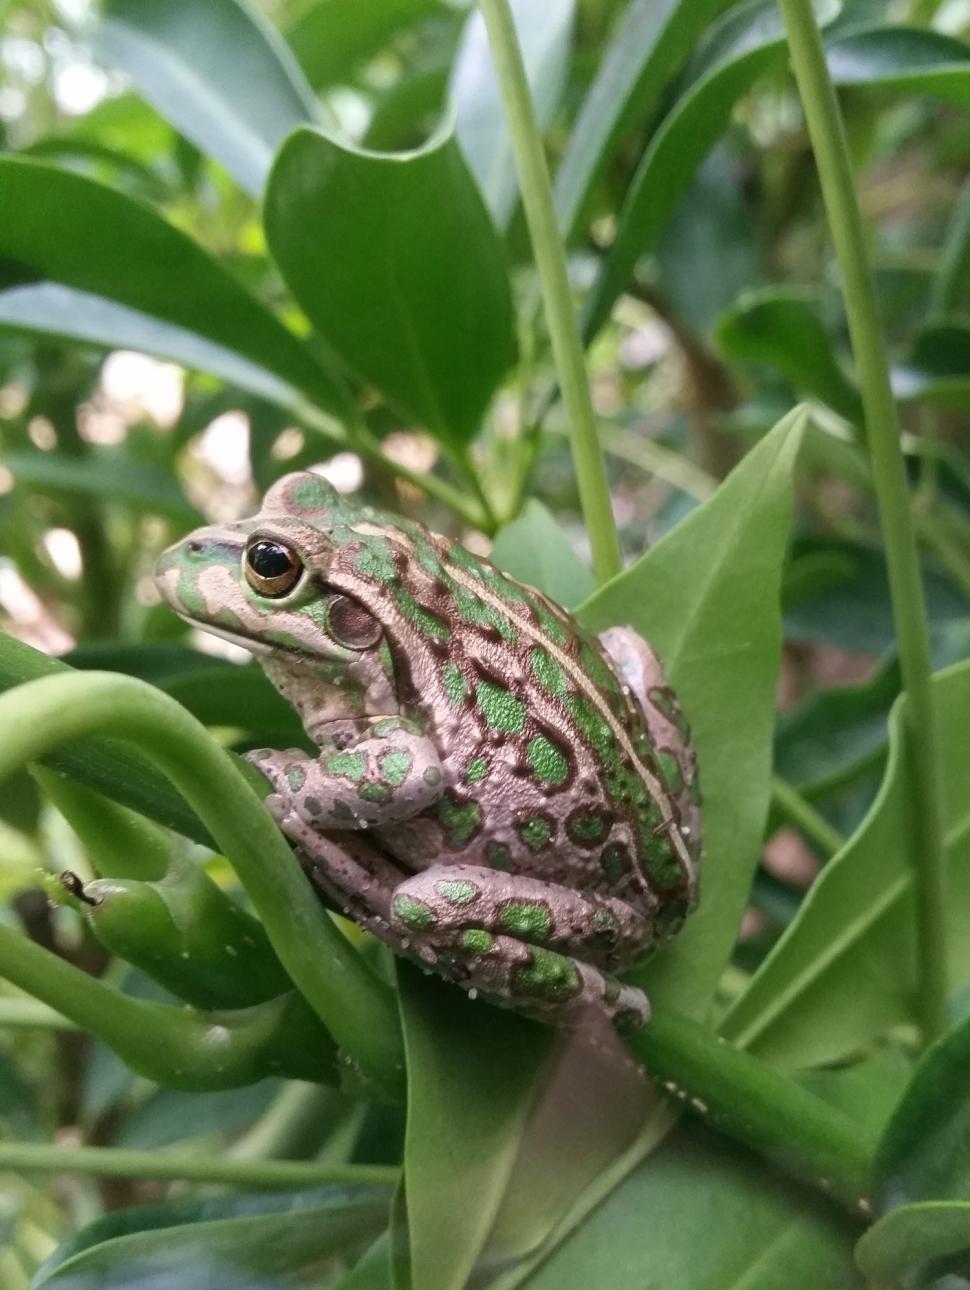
(155, 471, 701, 1030)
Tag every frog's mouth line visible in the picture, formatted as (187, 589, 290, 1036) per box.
(178, 614, 272, 657)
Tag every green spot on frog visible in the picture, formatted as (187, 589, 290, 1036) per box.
(436, 794, 482, 848)
(462, 928, 493, 954)
(518, 815, 553, 851)
(449, 583, 517, 641)
(443, 662, 467, 706)
(657, 749, 684, 795)
(424, 766, 442, 787)
(290, 475, 337, 510)
(354, 538, 397, 584)
(393, 894, 436, 930)
(435, 879, 479, 906)
(592, 907, 619, 935)
(286, 766, 306, 792)
(476, 680, 525, 734)
(500, 900, 552, 942)
(642, 832, 684, 889)
(530, 647, 567, 698)
(580, 641, 622, 694)
(516, 946, 581, 1000)
(359, 782, 391, 804)
(487, 843, 511, 871)
(534, 602, 567, 645)
(465, 755, 489, 784)
(567, 812, 606, 845)
(380, 750, 413, 787)
(526, 734, 569, 786)
(601, 844, 630, 881)
(396, 587, 450, 641)
(373, 717, 404, 736)
(325, 751, 366, 781)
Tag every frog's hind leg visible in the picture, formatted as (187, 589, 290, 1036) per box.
(388, 864, 651, 1029)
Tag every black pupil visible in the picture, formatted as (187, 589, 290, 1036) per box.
(248, 541, 296, 579)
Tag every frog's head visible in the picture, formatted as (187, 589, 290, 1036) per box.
(154, 472, 384, 664)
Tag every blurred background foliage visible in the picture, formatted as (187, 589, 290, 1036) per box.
(0, 0, 968, 1285)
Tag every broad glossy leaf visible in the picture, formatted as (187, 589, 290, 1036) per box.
(521, 1123, 861, 1289)
(827, 25, 970, 105)
(450, 0, 575, 228)
(580, 408, 805, 1014)
(4, 450, 201, 525)
(875, 1011, 970, 1211)
(894, 322, 970, 411)
(93, 0, 318, 198)
(265, 126, 515, 446)
(720, 660, 970, 1069)
(399, 969, 554, 1290)
(715, 288, 862, 424)
(32, 1185, 392, 1289)
(554, 0, 729, 241)
(855, 1202, 970, 1287)
(0, 284, 319, 416)
(489, 500, 596, 610)
(287, 0, 449, 89)
(0, 158, 348, 420)
(583, 0, 839, 340)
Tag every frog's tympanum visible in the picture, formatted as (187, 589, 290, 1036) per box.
(156, 473, 701, 1030)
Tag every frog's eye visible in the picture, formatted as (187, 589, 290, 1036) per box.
(327, 594, 383, 650)
(244, 539, 303, 597)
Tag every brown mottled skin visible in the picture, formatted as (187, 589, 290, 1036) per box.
(155, 472, 701, 1029)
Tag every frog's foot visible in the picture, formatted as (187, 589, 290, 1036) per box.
(270, 812, 406, 942)
(245, 726, 442, 831)
(388, 864, 652, 1029)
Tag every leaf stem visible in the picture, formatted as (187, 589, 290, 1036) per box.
(0, 672, 405, 1099)
(477, 0, 623, 583)
(771, 775, 845, 858)
(0, 1141, 398, 1190)
(779, 0, 949, 1044)
(628, 1008, 873, 1212)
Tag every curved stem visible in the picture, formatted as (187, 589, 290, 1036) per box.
(0, 1141, 398, 1190)
(779, 0, 949, 1044)
(0, 672, 405, 1100)
(478, 0, 623, 583)
(628, 1008, 873, 1213)
(771, 775, 845, 859)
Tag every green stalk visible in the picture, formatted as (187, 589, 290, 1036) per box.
(628, 1008, 873, 1212)
(0, 672, 405, 1100)
(779, 0, 949, 1044)
(771, 775, 845, 858)
(0, 1141, 397, 1190)
(477, 0, 623, 583)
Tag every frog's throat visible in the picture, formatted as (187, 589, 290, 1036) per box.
(260, 651, 400, 741)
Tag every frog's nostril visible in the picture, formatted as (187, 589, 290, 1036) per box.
(188, 540, 203, 554)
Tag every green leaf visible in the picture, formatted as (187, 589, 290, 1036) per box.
(720, 659, 970, 1069)
(287, 0, 450, 89)
(264, 126, 516, 446)
(4, 451, 202, 525)
(32, 1186, 392, 1289)
(489, 500, 596, 609)
(855, 1202, 970, 1287)
(582, 0, 836, 341)
(827, 25, 970, 106)
(553, 0, 729, 241)
(398, 969, 554, 1290)
(93, 0, 318, 198)
(450, 0, 575, 228)
(519, 1124, 861, 1289)
(930, 174, 970, 317)
(715, 288, 862, 424)
(894, 322, 970, 411)
(580, 408, 805, 1014)
(874, 1010, 970, 1211)
(0, 157, 348, 421)
(774, 656, 898, 797)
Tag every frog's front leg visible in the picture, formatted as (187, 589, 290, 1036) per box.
(247, 718, 443, 831)
(389, 865, 652, 1029)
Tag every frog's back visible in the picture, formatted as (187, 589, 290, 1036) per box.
(319, 506, 698, 926)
